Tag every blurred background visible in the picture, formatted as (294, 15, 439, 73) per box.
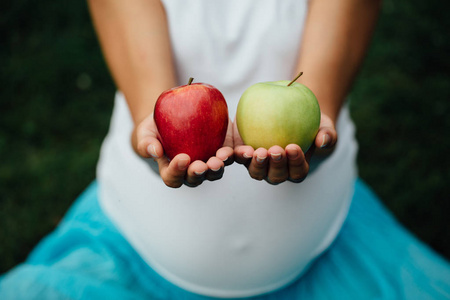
(1, 0, 449, 274)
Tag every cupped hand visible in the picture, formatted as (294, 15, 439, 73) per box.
(233, 113, 337, 185)
(132, 114, 234, 188)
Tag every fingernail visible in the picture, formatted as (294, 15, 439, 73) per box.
(256, 155, 266, 163)
(321, 134, 331, 148)
(178, 158, 189, 170)
(243, 153, 252, 159)
(211, 167, 222, 172)
(194, 170, 206, 176)
(270, 153, 282, 161)
(147, 144, 159, 158)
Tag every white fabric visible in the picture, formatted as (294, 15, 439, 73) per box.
(97, 0, 358, 298)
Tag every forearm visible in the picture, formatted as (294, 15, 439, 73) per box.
(88, 0, 176, 124)
(297, 0, 382, 123)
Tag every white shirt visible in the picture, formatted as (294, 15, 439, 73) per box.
(97, 0, 358, 297)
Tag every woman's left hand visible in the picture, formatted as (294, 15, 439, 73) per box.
(233, 113, 337, 185)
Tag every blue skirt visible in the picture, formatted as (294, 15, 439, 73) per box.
(1, 180, 449, 299)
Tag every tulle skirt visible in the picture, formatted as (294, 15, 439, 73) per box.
(1, 179, 449, 299)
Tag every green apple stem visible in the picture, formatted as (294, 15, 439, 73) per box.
(287, 72, 303, 86)
(188, 77, 194, 85)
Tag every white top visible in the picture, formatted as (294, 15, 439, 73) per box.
(97, 0, 358, 298)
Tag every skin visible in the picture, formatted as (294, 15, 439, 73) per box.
(88, 0, 381, 188)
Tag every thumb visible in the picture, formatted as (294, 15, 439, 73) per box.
(132, 114, 164, 159)
(222, 118, 234, 148)
(232, 116, 244, 147)
(315, 113, 337, 150)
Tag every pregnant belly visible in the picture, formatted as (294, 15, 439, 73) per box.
(99, 163, 353, 298)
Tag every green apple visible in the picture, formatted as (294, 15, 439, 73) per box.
(236, 72, 320, 152)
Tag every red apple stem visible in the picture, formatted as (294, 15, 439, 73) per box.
(287, 71, 303, 86)
(188, 77, 194, 85)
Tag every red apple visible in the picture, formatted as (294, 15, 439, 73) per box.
(154, 78, 229, 162)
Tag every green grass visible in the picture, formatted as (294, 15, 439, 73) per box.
(1, 0, 449, 273)
(1, 0, 115, 271)
(350, 0, 450, 257)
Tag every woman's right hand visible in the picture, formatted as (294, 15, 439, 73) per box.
(132, 114, 234, 188)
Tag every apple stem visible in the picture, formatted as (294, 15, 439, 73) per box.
(188, 77, 194, 85)
(287, 72, 303, 86)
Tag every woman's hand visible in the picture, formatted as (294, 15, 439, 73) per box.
(132, 114, 234, 188)
(233, 113, 337, 185)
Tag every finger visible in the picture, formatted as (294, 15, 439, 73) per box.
(247, 148, 269, 181)
(137, 136, 164, 159)
(234, 145, 254, 166)
(184, 160, 208, 187)
(205, 156, 225, 181)
(315, 129, 337, 150)
(216, 146, 234, 166)
(215, 119, 234, 166)
(232, 116, 244, 147)
(266, 146, 288, 185)
(314, 129, 336, 158)
(232, 117, 255, 166)
(315, 114, 337, 149)
(285, 144, 309, 183)
(222, 118, 234, 148)
(132, 114, 164, 159)
(158, 153, 190, 188)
